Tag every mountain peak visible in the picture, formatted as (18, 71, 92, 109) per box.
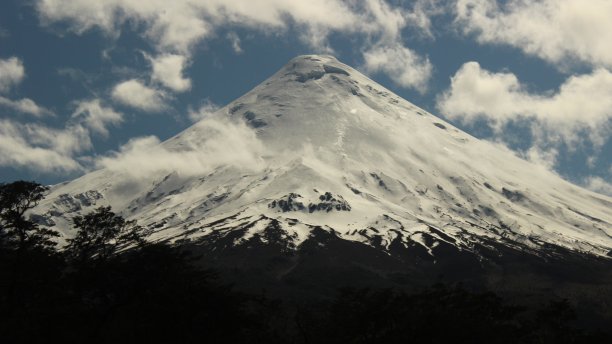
(285, 54, 341, 68)
(35, 54, 612, 261)
(277, 54, 353, 84)
(289, 54, 339, 63)
(210, 52, 426, 152)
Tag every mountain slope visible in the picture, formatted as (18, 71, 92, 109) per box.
(35, 55, 612, 263)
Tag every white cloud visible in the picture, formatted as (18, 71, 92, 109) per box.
(404, 0, 446, 39)
(0, 119, 89, 173)
(0, 96, 53, 117)
(0, 99, 125, 174)
(0, 58, 109, 174)
(111, 79, 166, 112)
(437, 62, 612, 131)
(437, 61, 612, 175)
(298, 26, 335, 54)
(24, 122, 91, 156)
(0, 57, 25, 93)
(0, 57, 53, 117)
(149, 54, 191, 92)
(455, 0, 612, 69)
(36, 0, 360, 53)
(362, 43, 433, 92)
(226, 32, 242, 54)
(96, 117, 264, 178)
(187, 100, 219, 122)
(524, 146, 559, 171)
(36, 0, 436, 89)
(71, 99, 123, 137)
(361, 0, 407, 40)
(437, 62, 524, 123)
(584, 176, 612, 197)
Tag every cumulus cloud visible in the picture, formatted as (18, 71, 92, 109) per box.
(437, 61, 612, 179)
(71, 99, 123, 137)
(111, 79, 166, 112)
(36, 0, 436, 90)
(0, 96, 53, 117)
(0, 119, 89, 173)
(0, 57, 54, 117)
(455, 0, 612, 69)
(96, 117, 264, 178)
(362, 43, 433, 92)
(438, 62, 612, 131)
(0, 57, 25, 93)
(149, 54, 191, 92)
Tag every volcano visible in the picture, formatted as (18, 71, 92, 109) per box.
(35, 55, 611, 299)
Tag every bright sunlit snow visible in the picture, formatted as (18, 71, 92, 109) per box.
(34, 55, 612, 258)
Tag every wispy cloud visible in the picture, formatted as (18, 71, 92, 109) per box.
(187, 100, 220, 123)
(71, 99, 123, 137)
(0, 96, 124, 173)
(96, 117, 264, 178)
(0, 119, 89, 173)
(0, 96, 53, 117)
(584, 176, 612, 197)
(0, 57, 54, 117)
(0, 26, 9, 39)
(226, 32, 243, 54)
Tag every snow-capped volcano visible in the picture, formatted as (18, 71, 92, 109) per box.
(35, 55, 612, 262)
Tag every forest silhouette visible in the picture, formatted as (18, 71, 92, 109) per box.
(1, 180, 610, 343)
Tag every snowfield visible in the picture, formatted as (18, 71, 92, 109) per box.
(34, 55, 612, 260)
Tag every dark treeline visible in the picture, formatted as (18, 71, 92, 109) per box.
(1, 180, 610, 343)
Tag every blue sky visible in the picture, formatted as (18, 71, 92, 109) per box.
(0, 0, 610, 195)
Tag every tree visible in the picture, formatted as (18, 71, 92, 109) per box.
(0, 181, 62, 321)
(66, 206, 150, 265)
(0, 180, 57, 251)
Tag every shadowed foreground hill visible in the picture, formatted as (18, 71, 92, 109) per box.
(1, 181, 611, 343)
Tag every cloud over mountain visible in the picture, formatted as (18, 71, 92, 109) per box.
(36, 0, 436, 92)
(455, 0, 612, 69)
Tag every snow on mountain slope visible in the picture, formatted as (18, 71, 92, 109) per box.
(34, 55, 612, 259)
